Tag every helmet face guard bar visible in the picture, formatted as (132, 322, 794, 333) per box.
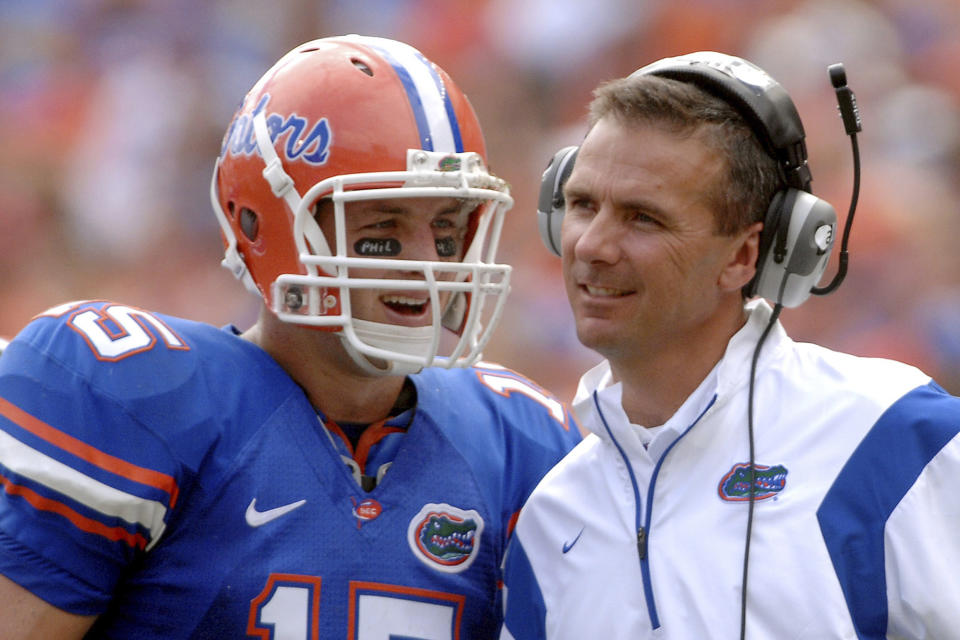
(270, 151, 514, 374)
(273, 267, 511, 370)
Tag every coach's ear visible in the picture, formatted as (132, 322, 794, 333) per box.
(718, 221, 762, 292)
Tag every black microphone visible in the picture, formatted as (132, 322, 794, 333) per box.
(810, 63, 862, 297)
(829, 64, 861, 135)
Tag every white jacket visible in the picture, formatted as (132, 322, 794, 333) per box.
(502, 300, 960, 639)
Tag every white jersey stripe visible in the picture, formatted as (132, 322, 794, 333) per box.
(0, 429, 167, 545)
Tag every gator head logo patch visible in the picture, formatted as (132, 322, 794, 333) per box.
(407, 503, 484, 573)
(718, 463, 788, 502)
(437, 155, 462, 172)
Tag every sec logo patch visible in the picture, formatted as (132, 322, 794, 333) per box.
(352, 497, 383, 523)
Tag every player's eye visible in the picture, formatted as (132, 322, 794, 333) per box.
(365, 218, 397, 231)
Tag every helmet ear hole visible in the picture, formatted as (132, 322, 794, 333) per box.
(239, 207, 260, 241)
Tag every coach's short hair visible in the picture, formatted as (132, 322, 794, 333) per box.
(588, 74, 782, 236)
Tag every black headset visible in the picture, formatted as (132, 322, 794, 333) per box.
(536, 51, 843, 308)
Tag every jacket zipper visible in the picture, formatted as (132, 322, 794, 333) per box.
(592, 392, 660, 629)
(637, 526, 647, 559)
(595, 391, 719, 631)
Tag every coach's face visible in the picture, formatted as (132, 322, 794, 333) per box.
(560, 116, 760, 368)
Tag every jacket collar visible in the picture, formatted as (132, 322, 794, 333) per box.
(572, 300, 788, 452)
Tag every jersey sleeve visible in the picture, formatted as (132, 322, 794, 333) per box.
(427, 363, 582, 542)
(0, 304, 190, 614)
(480, 365, 582, 536)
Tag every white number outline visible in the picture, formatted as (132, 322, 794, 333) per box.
(246, 576, 465, 640)
(349, 581, 464, 640)
(247, 574, 322, 640)
(67, 304, 189, 361)
(475, 368, 570, 429)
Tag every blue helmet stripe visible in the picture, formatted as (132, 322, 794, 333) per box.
(380, 53, 434, 151)
(355, 36, 460, 153)
(415, 51, 464, 152)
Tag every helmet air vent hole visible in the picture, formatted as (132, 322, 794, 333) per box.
(351, 58, 374, 76)
(227, 201, 236, 218)
(239, 207, 260, 241)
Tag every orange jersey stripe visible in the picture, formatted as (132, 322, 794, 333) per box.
(0, 474, 148, 549)
(354, 422, 405, 471)
(505, 509, 521, 539)
(0, 397, 180, 508)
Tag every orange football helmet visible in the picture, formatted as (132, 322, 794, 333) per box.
(210, 35, 513, 374)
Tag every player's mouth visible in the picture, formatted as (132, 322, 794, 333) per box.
(381, 293, 431, 316)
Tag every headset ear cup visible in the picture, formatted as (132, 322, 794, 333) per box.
(537, 146, 579, 256)
(750, 189, 837, 307)
(745, 191, 787, 299)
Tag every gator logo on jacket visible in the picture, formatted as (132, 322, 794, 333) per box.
(718, 463, 788, 501)
(407, 503, 484, 573)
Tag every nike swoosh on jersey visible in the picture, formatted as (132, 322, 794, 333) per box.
(562, 526, 584, 554)
(245, 498, 307, 527)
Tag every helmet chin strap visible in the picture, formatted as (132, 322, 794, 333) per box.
(340, 319, 439, 376)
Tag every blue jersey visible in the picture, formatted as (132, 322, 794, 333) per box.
(0, 300, 580, 638)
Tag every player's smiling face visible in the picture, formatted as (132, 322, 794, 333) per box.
(560, 116, 753, 364)
(315, 196, 471, 327)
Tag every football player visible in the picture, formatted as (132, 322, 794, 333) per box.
(0, 35, 580, 638)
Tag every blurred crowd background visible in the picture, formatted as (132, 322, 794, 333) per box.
(2, 0, 959, 402)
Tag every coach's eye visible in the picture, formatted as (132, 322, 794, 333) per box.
(567, 198, 595, 216)
(629, 210, 660, 226)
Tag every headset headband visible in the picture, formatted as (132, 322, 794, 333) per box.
(633, 53, 812, 191)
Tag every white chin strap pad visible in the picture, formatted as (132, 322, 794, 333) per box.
(341, 319, 437, 376)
